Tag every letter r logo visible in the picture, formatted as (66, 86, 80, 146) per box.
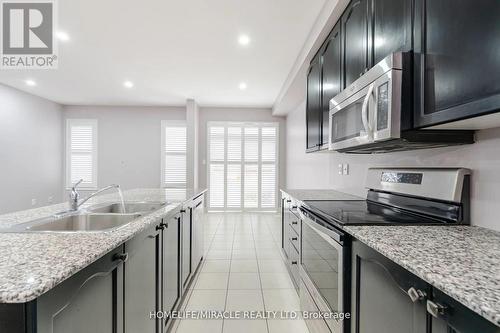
(2, 2, 53, 54)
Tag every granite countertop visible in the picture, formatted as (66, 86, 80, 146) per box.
(344, 225, 500, 326)
(281, 188, 363, 201)
(0, 188, 206, 304)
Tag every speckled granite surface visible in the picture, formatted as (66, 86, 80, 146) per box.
(281, 189, 363, 201)
(0, 188, 206, 303)
(344, 225, 500, 326)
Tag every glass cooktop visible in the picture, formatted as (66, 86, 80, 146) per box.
(303, 200, 446, 225)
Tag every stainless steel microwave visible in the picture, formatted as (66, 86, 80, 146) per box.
(328, 52, 473, 153)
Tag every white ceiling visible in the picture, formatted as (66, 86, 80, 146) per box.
(0, 0, 326, 107)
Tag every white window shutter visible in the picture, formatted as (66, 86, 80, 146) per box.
(162, 121, 187, 188)
(66, 119, 98, 189)
(207, 122, 278, 211)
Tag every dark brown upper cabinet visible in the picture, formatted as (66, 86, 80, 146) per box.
(342, 0, 370, 88)
(306, 56, 322, 152)
(413, 0, 500, 128)
(371, 0, 412, 65)
(319, 23, 342, 150)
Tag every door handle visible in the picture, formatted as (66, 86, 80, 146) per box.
(361, 83, 374, 138)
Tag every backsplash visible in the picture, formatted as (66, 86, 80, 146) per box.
(286, 101, 500, 231)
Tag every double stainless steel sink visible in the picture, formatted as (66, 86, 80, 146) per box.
(4, 201, 167, 233)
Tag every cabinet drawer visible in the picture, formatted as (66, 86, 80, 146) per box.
(289, 232, 299, 253)
(289, 216, 300, 236)
(289, 245, 300, 288)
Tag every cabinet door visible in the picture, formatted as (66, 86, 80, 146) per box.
(36, 246, 124, 333)
(342, 0, 370, 88)
(191, 196, 205, 272)
(414, 0, 500, 128)
(181, 209, 191, 290)
(306, 56, 322, 152)
(371, 0, 412, 65)
(162, 213, 180, 326)
(320, 23, 342, 149)
(124, 224, 161, 333)
(282, 198, 291, 258)
(430, 288, 500, 333)
(351, 239, 428, 333)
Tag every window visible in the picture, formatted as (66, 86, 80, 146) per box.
(66, 119, 98, 189)
(207, 122, 278, 211)
(161, 120, 187, 188)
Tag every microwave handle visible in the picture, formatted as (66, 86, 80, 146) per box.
(362, 83, 374, 137)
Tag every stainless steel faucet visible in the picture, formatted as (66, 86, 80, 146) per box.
(69, 179, 121, 211)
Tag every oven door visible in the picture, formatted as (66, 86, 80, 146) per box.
(299, 210, 344, 333)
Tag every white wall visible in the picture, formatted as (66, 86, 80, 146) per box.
(63, 106, 186, 192)
(286, 101, 500, 231)
(197, 107, 287, 195)
(0, 84, 63, 214)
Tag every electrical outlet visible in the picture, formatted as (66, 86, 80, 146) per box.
(31, 198, 37, 206)
(343, 163, 349, 175)
(338, 164, 344, 175)
(48, 196, 54, 204)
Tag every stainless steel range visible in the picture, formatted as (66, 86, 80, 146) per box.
(297, 168, 471, 333)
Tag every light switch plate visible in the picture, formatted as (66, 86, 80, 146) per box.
(31, 199, 37, 206)
(338, 164, 344, 175)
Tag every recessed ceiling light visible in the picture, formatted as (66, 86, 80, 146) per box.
(25, 79, 36, 86)
(56, 31, 70, 42)
(239, 82, 247, 90)
(123, 80, 134, 88)
(238, 34, 250, 46)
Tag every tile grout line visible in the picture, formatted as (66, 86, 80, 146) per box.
(221, 213, 237, 333)
(252, 214, 271, 333)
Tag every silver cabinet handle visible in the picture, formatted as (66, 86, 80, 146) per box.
(407, 287, 426, 302)
(427, 300, 447, 318)
(113, 252, 129, 263)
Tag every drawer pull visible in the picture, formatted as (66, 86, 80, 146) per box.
(292, 221, 298, 225)
(113, 253, 129, 263)
(407, 287, 427, 302)
(427, 300, 447, 318)
(291, 237, 298, 241)
(291, 261, 298, 265)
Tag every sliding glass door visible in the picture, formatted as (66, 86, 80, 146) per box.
(207, 122, 278, 211)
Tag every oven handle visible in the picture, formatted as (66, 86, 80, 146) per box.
(361, 83, 374, 138)
(299, 207, 344, 248)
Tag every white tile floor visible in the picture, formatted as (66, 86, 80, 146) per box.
(173, 213, 310, 333)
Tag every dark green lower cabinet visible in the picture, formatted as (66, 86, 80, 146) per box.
(36, 245, 125, 333)
(162, 212, 181, 329)
(124, 223, 162, 333)
(351, 239, 429, 333)
(430, 289, 500, 333)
